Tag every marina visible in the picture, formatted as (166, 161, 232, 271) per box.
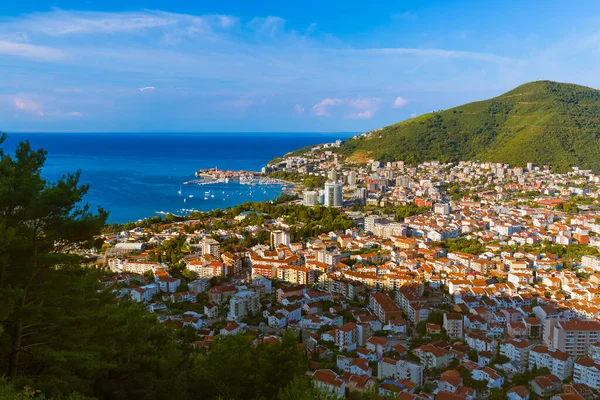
(155, 179, 286, 218)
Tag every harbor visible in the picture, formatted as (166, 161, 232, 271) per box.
(183, 167, 298, 188)
(152, 167, 301, 218)
(157, 178, 287, 218)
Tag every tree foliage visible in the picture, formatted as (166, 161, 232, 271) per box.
(189, 331, 306, 400)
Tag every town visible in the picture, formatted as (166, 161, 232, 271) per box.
(99, 140, 600, 400)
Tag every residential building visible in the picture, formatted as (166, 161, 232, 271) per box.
(500, 338, 533, 372)
(551, 320, 600, 357)
(507, 386, 530, 400)
(370, 292, 403, 323)
(277, 266, 315, 285)
(415, 345, 453, 369)
(531, 374, 562, 397)
(228, 290, 260, 321)
(270, 230, 290, 249)
(528, 345, 575, 380)
(202, 238, 220, 258)
(443, 313, 464, 339)
(324, 181, 343, 207)
(574, 357, 600, 389)
(188, 278, 210, 293)
(312, 369, 345, 399)
(335, 322, 359, 351)
(377, 358, 423, 386)
(303, 190, 320, 206)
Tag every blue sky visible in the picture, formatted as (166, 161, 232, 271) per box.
(2, 1, 600, 132)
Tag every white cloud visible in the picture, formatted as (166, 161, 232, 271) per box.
(13, 96, 84, 118)
(138, 86, 156, 91)
(217, 15, 239, 29)
(21, 10, 178, 36)
(14, 97, 44, 115)
(0, 40, 64, 60)
(393, 96, 408, 108)
(313, 97, 380, 119)
(306, 23, 317, 35)
(312, 98, 343, 116)
(293, 104, 304, 114)
(247, 16, 286, 38)
(5, 10, 238, 37)
(346, 98, 381, 119)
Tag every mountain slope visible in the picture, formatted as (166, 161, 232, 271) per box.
(339, 81, 600, 172)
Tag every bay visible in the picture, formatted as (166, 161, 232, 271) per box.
(2, 132, 355, 223)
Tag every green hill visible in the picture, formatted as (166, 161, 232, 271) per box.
(339, 80, 600, 172)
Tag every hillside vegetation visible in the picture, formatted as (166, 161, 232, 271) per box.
(339, 81, 600, 172)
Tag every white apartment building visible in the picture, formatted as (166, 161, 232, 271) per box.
(324, 181, 343, 207)
(574, 357, 600, 389)
(303, 190, 319, 206)
(270, 230, 290, 249)
(377, 358, 423, 386)
(528, 345, 575, 380)
(228, 290, 260, 321)
(202, 238, 220, 258)
(500, 338, 533, 372)
(581, 255, 600, 270)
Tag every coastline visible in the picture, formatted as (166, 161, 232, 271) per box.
(1, 132, 350, 223)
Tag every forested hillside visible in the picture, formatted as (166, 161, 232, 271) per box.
(339, 81, 600, 172)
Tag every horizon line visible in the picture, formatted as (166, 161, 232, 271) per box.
(3, 130, 360, 135)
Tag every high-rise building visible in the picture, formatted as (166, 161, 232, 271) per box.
(324, 181, 343, 207)
(328, 170, 338, 182)
(355, 187, 367, 204)
(347, 171, 357, 186)
(303, 190, 319, 207)
(318, 189, 325, 204)
(270, 230, 290, 249)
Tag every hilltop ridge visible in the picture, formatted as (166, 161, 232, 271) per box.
(338, 80, 600, 172)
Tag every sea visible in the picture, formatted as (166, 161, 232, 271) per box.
(2, 132, 355, 223)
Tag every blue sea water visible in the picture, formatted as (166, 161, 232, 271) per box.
(2, 132, 355, 223)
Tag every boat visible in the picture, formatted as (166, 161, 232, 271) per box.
(189, 195, 194, 198)
(204, 191, 210, 196)
(204, 196, 208, 200)
(178, 186, 182, 195)
(184, 198, 187, 203)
